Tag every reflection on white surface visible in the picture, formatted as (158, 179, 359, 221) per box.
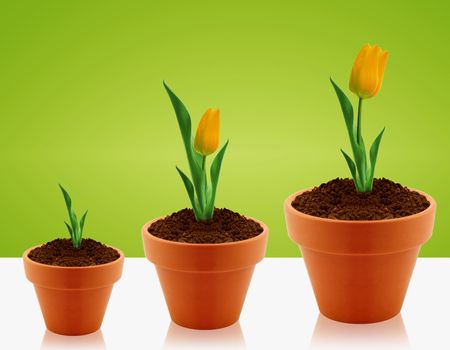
(164, 321, 246, 350)
(2, 258, 450, 349)
(310, 314, 410, 350)
(40, 330, 106, 350)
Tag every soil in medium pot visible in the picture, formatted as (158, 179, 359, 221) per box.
(292, 178, 430, 220)
(28, 238, 120, 266)
(148, 208, 263, 243)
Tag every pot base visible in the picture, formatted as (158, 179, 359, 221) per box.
(172, 318, 238, 330)
(157, 266, 254, 330)
(35, 286, 112, 336)
(302, 246, 419, 324)
(319, 310, 400, 325)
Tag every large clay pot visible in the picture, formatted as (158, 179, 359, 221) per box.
(284, 189, 436, 323)
(142, 216, 268, 329)
(23, 246, 124, 335)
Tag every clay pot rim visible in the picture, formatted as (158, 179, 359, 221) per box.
(22, 243, 124, 270)
(285, 187, 436, 225)
(142, 214, 269, 247)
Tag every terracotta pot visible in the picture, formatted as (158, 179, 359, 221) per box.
(284, 188, 436, 324)
(141, 216, 268, 330)
(23, 246, 124, 335)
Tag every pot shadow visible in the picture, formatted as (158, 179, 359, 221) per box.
(40, 329, 106, 350)
(164, 321, 246, 349)
(309, 313, 410, 350)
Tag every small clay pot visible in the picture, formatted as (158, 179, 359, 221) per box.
(284, 188, 436, 324)
(142, 216, 268, 330)
(23, 246, 124, 335)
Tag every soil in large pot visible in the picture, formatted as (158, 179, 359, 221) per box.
(291, 178, 430, 220)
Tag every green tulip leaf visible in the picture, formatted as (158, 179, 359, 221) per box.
(59, 184, 72, 217)
(79, 210, 88, 234)
(341, 149, 363, 191)
(64, 221, 73, 238)
(163, 81, 192, 153)
(367, 127, 385, 189)
(205, 140, 229, 219)
(176, 166, 201, 219)
(330, 78, 356, 141)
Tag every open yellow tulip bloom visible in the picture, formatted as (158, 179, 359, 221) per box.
(349, 44, 389, 99)
(194, 108, 220, 156)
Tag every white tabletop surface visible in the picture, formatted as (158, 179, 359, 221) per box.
(1, 257, 449, 350)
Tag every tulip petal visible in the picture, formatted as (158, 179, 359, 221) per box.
(349, 44, 388, 99)
(194, 108, 220, 156)
(350, 44, 371, 95)
(374, 50, 389, 96)
(358, 45, 380, 98)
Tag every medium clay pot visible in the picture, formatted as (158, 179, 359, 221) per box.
(284, 189, 436, 324)
(23, 246, 124, 335)
(141, 216, 268, 330)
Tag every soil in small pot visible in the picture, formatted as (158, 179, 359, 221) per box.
(292, 178, 430, 220)
(148, 208, 263, 243)
(28, 238, 120, 266)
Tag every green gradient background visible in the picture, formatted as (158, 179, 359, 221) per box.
(1, 0, 449, 256)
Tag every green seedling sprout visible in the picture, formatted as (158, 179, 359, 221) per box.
(59, 184, 88, 248)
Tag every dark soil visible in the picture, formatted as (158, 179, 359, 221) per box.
(28, 238, 120, 266)
(148, 208, 264, 243)
(291, 178, 430, 220)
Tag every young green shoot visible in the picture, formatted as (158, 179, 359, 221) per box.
(59, 184, 88, 248)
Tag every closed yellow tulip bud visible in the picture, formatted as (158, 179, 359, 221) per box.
(349, 44, 389, 99)
(194, 108, 220, 156)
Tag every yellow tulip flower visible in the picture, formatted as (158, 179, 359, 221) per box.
(194, 108, 220, 156)
(349, 44, 389, 99)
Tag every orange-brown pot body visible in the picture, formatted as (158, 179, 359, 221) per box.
(23, 246, 124, 335)
(142, 216, 268, 330)
(284, 189, 436, 323)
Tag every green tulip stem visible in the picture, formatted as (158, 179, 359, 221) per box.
(330, 78, 385, 194)
(201, 155, 207, 209)
(202, 155, 206, 171)
(357, 97, 363, 144)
